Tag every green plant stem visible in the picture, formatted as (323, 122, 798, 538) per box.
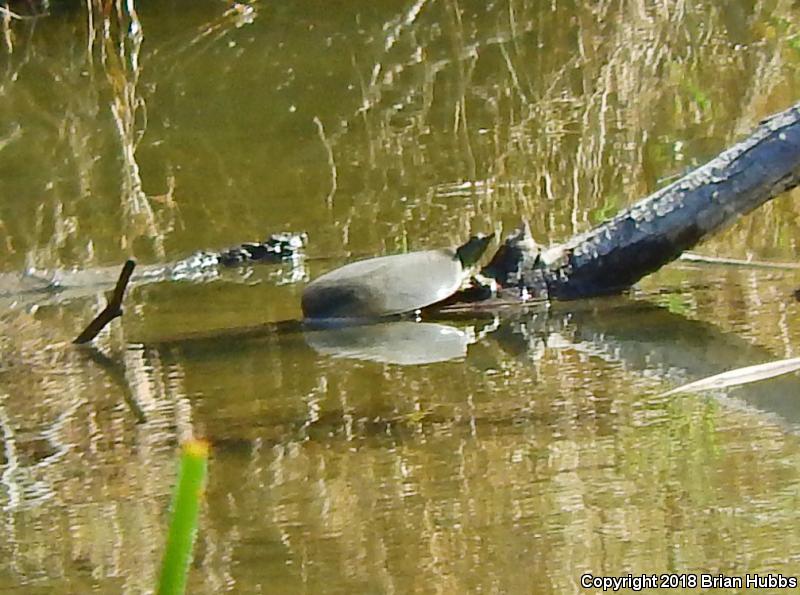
(157, 439, 209, 595)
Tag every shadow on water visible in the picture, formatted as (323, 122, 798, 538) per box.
(144, 296, 800, 433)
(519, 299, 800, 430)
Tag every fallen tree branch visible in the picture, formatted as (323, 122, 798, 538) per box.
(73, 260, 136, 344)
(483, 101, 800, 300)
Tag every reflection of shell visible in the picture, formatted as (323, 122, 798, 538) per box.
(304, 321, 472, 365)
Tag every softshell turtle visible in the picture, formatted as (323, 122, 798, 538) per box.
(301, 234, 494, 320)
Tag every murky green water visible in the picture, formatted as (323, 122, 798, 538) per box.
(3, 1, 800, 593)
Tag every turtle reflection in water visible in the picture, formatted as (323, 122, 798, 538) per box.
(301, 234, 495, 320)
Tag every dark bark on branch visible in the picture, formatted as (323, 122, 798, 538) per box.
(482, 102, 800, 300)
(73, 260, 135, 344)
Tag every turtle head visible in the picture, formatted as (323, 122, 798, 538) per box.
(455, 233, 495, 268)
(480, 221, 541, 287)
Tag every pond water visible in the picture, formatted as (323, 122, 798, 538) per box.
(3, 1, 800, 593)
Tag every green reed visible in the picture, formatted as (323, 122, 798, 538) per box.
(157, 439, 210, 595)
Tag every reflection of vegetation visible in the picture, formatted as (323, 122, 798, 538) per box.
(684, 80, 711, 114)
(0, 0, 250, 270)
(588, 196, 619, 225)
(656, 294, 689, 316)
(789, 36, 800, 55)
(4, 0, 800, 270)
(332, 0, 800, 256)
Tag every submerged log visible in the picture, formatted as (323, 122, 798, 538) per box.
(481, 102, 800, 301)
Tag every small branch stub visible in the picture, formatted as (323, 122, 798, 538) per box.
(73, 259, 136, 344)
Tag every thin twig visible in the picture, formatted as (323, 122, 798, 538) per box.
(680, 252, 800, 270)
(313, 116, 337, 208)
(73, 260, 136, 344)
(0, 5, 46, 20)
(0, 6, 24, 20)
(1, 7, 11, 52)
